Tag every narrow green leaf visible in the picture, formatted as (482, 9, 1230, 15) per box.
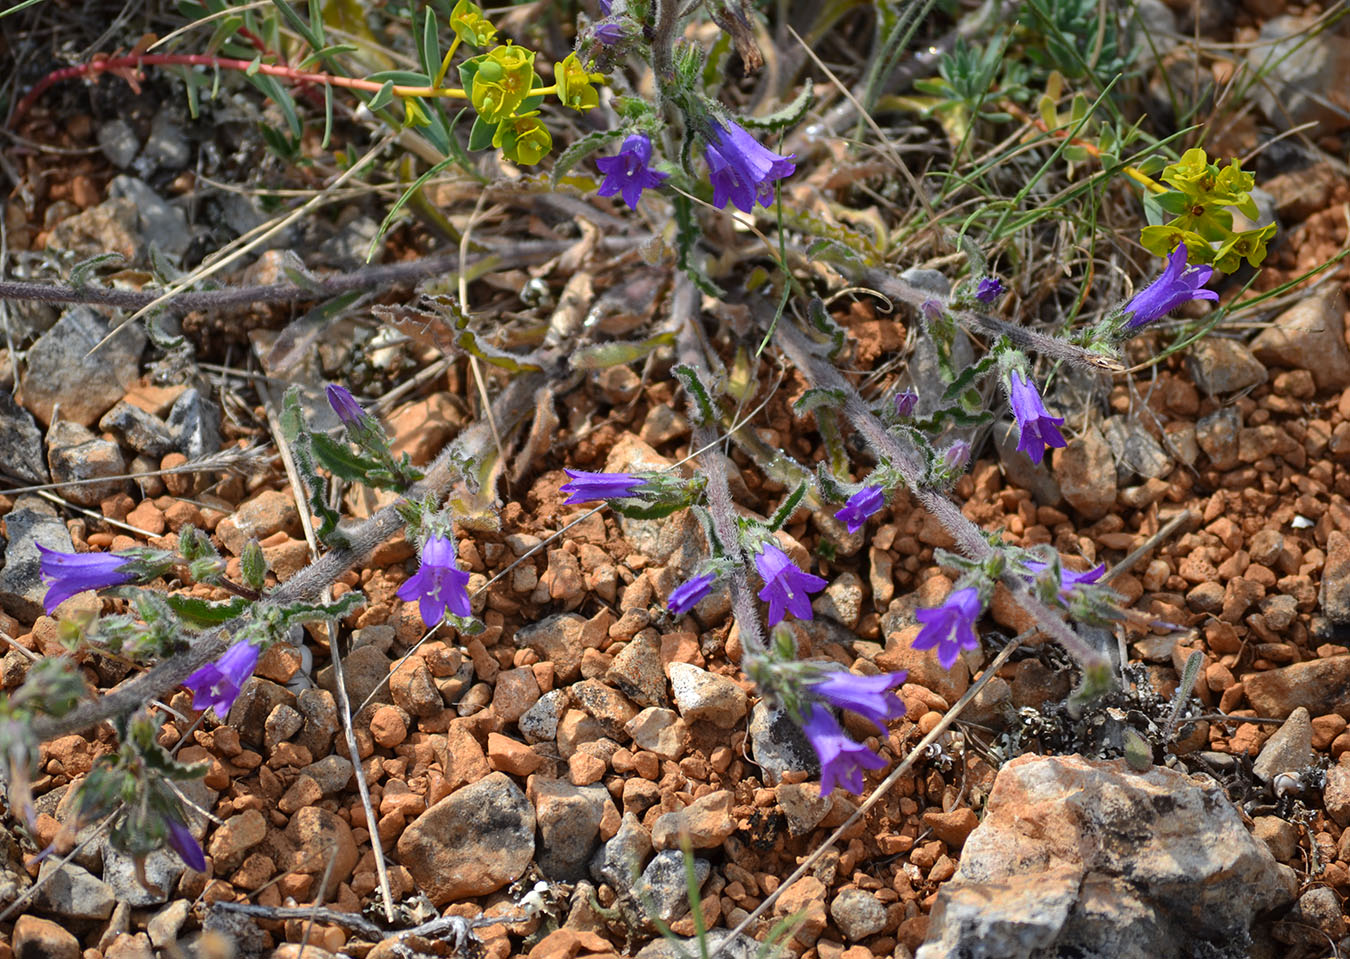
(768, 482, 809, 532)
(734, 84, 813, 133)
(270, 0, 323, 48)
(552, 128, 627, 187)
(570, 333, 676, 370)
(165, 594, 249, 626)
(367, 79, 396, 112)
(672, 364, 717, 426)
(311, 432, 383, 482)
(468, 113, 497, 151)
(419, 6, 441, 78)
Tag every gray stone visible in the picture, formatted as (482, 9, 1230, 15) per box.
(396, 771, 535, 905)
(226, 678, 298, 748)
(1275, 886, 1348, 946)
(993, 418, 1062, 506)
(748, 701, 819, 785)
(625, 707, 690, 760)
(0, 390, 49, 484)
(166, 387, 222, 459)
(1187, 337, 1268, 396)
(1252, 707, 1315, 784)
(35, 860, 115, 919)
(1195, 406, 1242, 471)
(830, 888, 887, 941)
(99, 400, 175, 457)
(590, 811, 652, 888)
(319, 214, 382, 267)
(606, 631, 669, 708)
(533, 778, 611, 880)
(638, 404, 691, 447)
(263, 703, 304, 752)
(1251, 289, 1350, 392)
(515, 613, 589, 684)
(96, 119, 140, 168)
(777, 782, 834, 837)
(46, 420, 126, 507)
(1101, 416, 1174, 483)
(316, 643, 391, 711)
(634, 930, 760, 959)
(0, 497, 74, 619)
(108, 176, 190, 261)
(294, 686, 338, 757)
(22, 306, 145, 428)
(99, 846, 183, 907)
(632, 849, 709, 926)
(1247, 15, 1350, 134)
(916, 754, 1297, 959)
(147, 900, 190, 948)
(141, 111, 191, 171)
(302, 754, 354, 795)
(813, 571, 864, 628)
(668, 662, 748, 728)
(519, 688, 569, 744)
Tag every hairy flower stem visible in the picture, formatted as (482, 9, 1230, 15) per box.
(856, 266, 1125, 373)
(31, 373, 542, 743)
(650, 0, 680, 88)
(672, 277, 768, 659)
(776, 319, 1110, 676)
(0, 238, 640, 313)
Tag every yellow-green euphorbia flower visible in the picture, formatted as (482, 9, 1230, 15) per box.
(471, 44, 535, 125)
(450, 0, 497, 47)
(493, 111, 552, 165)
(554, 53, 605, 112)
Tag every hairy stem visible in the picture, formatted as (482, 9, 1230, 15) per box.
(776, 318, 1109, 675)
(671, 276, 769, 659)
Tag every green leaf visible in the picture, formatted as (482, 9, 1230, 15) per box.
(273, 590, 366, 627)
(367, 155, 460, 262)
(806, 297, 846, 358)
(310, 432, 383, 481)
(673, 194, 724, 298)
(366, 69, 432, 85)
(240, 540, 268, 592)
(767, 482, 809, 532)
(249, 73, 302, 136)
(733, 84, 813, 133)
(940, 352, 998, 403)
(68, 252, 125, 289)
(672, 364, 717, 426)
(419, 6, 440, 80)
(468, 113, 497, 151)
(608, 501, 690, 521)
(792, 386, 847, 416)
(570, 333, 676, 371)
(270, 0, 323, 49)
(368, 79, 397, 113)
(164, 594, 250, 626)
(552, 128, 627, 187)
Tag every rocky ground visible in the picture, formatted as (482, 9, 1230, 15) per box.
(5, 1, 1350, 959)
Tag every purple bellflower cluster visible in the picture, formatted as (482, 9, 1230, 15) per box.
(801, 669, 907, 796)
(1007, 371, 1067, 466)
(397, 534, 473, 626)
(595, 134, 668, 209)
(560, 469, 648, 505)
(37, 545, 136, 612)
(1122, 245, 1219, 328)
(1023, 558, 1106, 600)
(703, 118, 797, 213)
(668, 571, 717, 615)
(166, 817, 207, 872)
(184, 640, 261, 718)
(975, 277, 1005, 303)
(754, 542, 828, 627)
(835, 486, 885, 535)
(913, 587, 983, 670)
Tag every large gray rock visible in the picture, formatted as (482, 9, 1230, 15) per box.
(1187, 338, 1267, 397)
(748, 701, 818, 785)
(1247, 16, 1350, 135)
(108, 176, 191, 261)
(531, 778, 610, 880)
(46, 420, 127, 507)
(1251, 289, 1350, 392)
(21, 306, 145, 428)
(396, 772, 534, 905)
(917, 754, 1297, 959)
(0, 390, 49, 484)
(0, 496, 75, 620)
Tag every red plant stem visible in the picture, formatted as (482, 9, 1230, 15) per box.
(9, 52, 467, 129)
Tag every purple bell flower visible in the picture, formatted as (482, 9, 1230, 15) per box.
(668, 572, 716, 615)
(835, 486, 886, 535)
(807, 670, 908, 729)
(1123, 245, 1219, 328)
(703, 118, 796, 213)
(1007, 371, 1067, 466)
(975, 277, 1005, 303)
(595, 134, 668, 210)
(598, 0, 612, 12)
(166, 818, 206, 872)
(37, 545, 136, 613)
(894, 390, 918, 418)
(913, 587, 983, 670)
(559, 469, 647, 505)
(325, 384, 367, 427)
(754, 542, 828, 627)
(1023, 559, 1106, 599)
(942, 440, 971, 472)
(396, 534, 472, 626)
(183, 640, 261, 718)
(801, 703, 887, 797)
(594, 21, 625, 44)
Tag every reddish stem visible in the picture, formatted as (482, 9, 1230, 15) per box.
(9, 52, 464, 129)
